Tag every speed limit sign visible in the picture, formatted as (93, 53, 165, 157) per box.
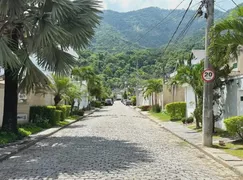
(202, 69, 215, 82)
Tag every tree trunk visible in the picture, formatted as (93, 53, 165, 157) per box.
(155, 93, 158, 105)
(54, 94, 61, 106)
(2, 68, 18, 133)
(195, 94, 200, 129)
(71, 100, 75, 113)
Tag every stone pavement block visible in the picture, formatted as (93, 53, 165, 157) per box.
(218, 154, 242, 161)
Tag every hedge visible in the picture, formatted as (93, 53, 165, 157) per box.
(151, 104, 161, 113)
(224, 116, 243, 139)
(139, 105, 151, 111)
(29, 106, 56, 124)
(90, 101, 102, 108)
(56, 105, 67, 121)
(165, 102, 186, 120)
(65, 105, 71, 117)
(54, 110, 62, 125)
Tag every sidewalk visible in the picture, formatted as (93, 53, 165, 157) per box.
(134, 107, 243, 177)
(0, 109, 96, 162)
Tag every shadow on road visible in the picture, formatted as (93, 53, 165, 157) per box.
(0, 136, 153, 179)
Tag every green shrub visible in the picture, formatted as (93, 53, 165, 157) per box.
(65, 105, 72, 117)
(18, 123, 43, 135)
(165, 102, 186, 120)
(54, 110, 62, 124)
(73, 109, 85, 116)
(29, 106, 56, 125)
(139, 105, 151, 111)
(56, 105, 67, 121)
(36, 119, 51, 129)
(224, 116, 243, 139)
(182, 117, 194, 124)
(151, 104, 161, 113)
(90, 101, 102, 108)
(193, 105, 202, 124)
(0, 131, 18, 145)
(18, 128, 32, 136)
(187, 117, 194, 124)
(131, 96, 136, 106)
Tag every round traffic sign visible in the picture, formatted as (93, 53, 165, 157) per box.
(202, 69, 215, 82)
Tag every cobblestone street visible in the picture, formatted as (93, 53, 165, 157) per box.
(0, 102, 241, 180)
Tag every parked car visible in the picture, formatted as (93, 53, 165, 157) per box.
(105, 99, 113, 106)
(125, 99, 131, 106)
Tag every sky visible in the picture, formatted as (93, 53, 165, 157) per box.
(101, 0, 242, 12)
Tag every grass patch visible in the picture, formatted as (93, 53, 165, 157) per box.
(213, 128, 231, 139)
(67, 115, 80, 120)
(18, 124, 43, 136)
(187, 124, 202, 132)
(149, 111, 171, 122)
(0, 131, 19, 145)
(57, 120, 70, 126)
(214, 140, 243, 159)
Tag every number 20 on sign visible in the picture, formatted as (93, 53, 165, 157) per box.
(202, 69, 215, 82)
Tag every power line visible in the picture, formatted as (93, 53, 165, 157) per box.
(215, 3, 227, 12)
(162, 0, 194, 54)
(119, 0, 200, 52)
(175, 1, 206, 43)
(230, 0, 239, 7)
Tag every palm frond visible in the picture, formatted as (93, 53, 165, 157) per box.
(0, 0, 25, 18)
(36, 46, 77, 75)
(0, 36, 20, 69)
(18, 51, 50, 94)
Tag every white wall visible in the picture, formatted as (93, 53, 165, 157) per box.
(185, 86, 196, 117)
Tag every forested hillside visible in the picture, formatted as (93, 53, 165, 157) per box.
(83, 6, 237, 91)
(89, 7, 225, 52)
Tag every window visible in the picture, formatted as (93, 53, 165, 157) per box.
(233, 62, 238, 69)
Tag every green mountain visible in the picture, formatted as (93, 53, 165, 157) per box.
(90, 7, 225, 52)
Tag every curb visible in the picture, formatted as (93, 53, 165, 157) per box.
(0, 110, 96, 163)
(131, 107, 243, 178)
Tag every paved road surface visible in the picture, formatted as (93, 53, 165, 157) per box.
(0, 102, 240, 180)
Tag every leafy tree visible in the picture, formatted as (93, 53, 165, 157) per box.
(0, 0, 101, 133)
(123, 91, 128, 99)
(174, 61, 203, 129)
(65, 84, 83, 113)
(143, 79, 163, 105)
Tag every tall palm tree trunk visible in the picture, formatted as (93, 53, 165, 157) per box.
(2, 68, 18, 133)
(2, 30, 19, 133)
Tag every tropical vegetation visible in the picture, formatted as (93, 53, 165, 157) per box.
(0, 0, 101, 133)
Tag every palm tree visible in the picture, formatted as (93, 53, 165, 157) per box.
(143, 79, 163, 106)
(0, 0, 101, 133)
(49, 75, 73, 106)
(212, 6, 243, 56)
(174, 61, 204, 128)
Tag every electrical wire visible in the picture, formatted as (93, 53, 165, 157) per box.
(161, 0, 194, 54)
(118, 0, 195, 52)
(230, 0, 239, 7)
(174, 1, 206, 43)
(215, 3, 227, 12)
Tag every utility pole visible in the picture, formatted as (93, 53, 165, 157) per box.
(136, 58, 139, 106)
(202, 0, 214, 147)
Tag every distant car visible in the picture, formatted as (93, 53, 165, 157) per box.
(125, 99, 131, 106)
(105, 99, 113, 106)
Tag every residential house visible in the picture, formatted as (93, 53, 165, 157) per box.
(180, 48, 243, 129)
(0, 49, 89, 127)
